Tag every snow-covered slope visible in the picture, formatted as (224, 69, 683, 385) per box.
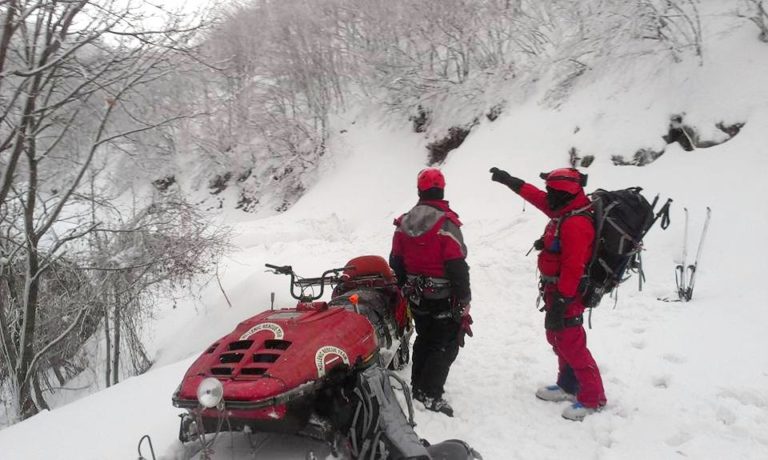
(1, 6, 768, 460)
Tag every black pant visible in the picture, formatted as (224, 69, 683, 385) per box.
(410, 299, 460, 399)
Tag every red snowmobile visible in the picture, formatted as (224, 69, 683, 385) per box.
(172, 255, 481, 459)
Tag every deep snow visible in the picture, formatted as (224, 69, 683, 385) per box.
(1, 4, 768, 459)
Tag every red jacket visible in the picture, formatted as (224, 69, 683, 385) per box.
(389, 200, 471, 303)
(518, 184, 594, 317)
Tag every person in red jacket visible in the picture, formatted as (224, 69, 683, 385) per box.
(490, 166, 606, 421)
(390, 168, 472, 417)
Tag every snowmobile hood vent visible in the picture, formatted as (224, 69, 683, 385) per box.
(241, 368, 267, 376)
(264, 340, 291, 350)
(220, 353, 244, 364)
(228, 340, 254, 350)
(253, 353, 280, 363)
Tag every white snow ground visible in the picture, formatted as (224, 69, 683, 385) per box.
(1, 5, 768, 460)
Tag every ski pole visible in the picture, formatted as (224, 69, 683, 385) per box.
(684, 207, 711, 301)
(675, 265, 686, 300)
(676, 208, 689, 301)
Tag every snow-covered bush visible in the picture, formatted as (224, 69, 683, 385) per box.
(175, 0, 705, 210)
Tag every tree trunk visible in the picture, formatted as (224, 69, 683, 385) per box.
(52, 362, 67, 387)
(17, 154, 43, 420)
(0, 275, 19, 381)
(112, 293, 121, 386)
(104, 304, 111, 388)
(32, 374, 50, 411)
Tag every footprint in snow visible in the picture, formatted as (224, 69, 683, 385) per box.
(717, 388, 768, 409)
(662, 353, 687, 364)
(716, 406, 738, 425)
(665, 430, 693, 447)
(652, 375, 671, 389)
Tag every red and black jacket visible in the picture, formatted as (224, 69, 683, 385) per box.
(518, 184, 594, 317)
(389, 199, 471, 303)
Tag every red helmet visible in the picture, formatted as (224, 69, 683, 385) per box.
(417, 168, 446, 191)
(542, 168, 587, 194)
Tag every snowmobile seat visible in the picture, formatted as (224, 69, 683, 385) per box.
(338, 255, 396, 290)
(332, 255, 408, 331)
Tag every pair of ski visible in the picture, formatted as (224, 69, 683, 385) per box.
(670, 207, 711, 302)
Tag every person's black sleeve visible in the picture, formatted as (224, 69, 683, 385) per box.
(389, 253, 407, 287)
(445, 258, 471, 303)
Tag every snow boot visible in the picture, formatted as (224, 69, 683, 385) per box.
(561, 402, 601, 421)
(422, 396, 454, 417)
(536, 385, 576, 402)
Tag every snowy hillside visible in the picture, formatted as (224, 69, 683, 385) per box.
(1, 4, 768, 460)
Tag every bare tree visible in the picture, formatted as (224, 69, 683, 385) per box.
(85, 197, 229, 387)
(0, 0, 212, 421)
(744, 0, 768, 42)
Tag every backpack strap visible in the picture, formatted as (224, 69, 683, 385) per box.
(543, 204, 593, 254)
(556, 201, 601, 306)
(554, 203, 594, 239)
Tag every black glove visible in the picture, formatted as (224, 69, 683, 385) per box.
(544, 292, 572, 331)
(489, 167, 524, 192)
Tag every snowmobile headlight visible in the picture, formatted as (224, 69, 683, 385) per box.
(196, 377, 224, 408)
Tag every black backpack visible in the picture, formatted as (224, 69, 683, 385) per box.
(572, 188, 671, 309)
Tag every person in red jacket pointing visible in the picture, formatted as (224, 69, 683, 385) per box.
(390, 168, 472, 417)
(490, 166, 606, 421)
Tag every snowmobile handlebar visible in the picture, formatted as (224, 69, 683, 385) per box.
(265, 263, 349, 301)
(265, 263, 293, 275)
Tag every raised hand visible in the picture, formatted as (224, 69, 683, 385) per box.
(489, 167, 524, 192)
